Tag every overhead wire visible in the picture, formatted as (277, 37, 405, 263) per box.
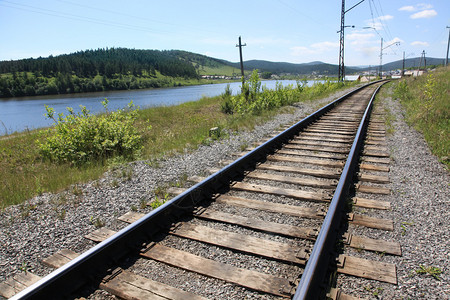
(55, 0, 222, 36)
(0, 1, 173, 35)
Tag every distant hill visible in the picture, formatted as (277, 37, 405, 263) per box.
(222, 59, 361, 76)
(0, 48, 198, 79)
(377, 57, 445, 71)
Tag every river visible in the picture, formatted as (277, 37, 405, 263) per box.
(0, 80, 312, 135)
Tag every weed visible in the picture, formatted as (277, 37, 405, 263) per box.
(150, 197, 163, 210)
(415, 265, 442, 280)
(401, 221, 414, 236)
(56, 209, 66, 220)
(150, 193, 170, 210)
(140, 198, 148, 209)
(376, 251, 386, 257)
(35, 178, 43, 196)
(122, 168, 133, 181)
(20, 203, 37, 218)
(92, 180, 101, 188)
(364, 284, 383, 297)
(130, 205, 137, 212)
(373, 287, 383, 297)
(19, 261, 28, 273)
(90, 216, 105, 228)
(240, 142, 249, 152)
(110, 179, 119, 188)
(154, 185, 168, 199)
(144, 159, 160, 168)
(72, 185, 83, 196)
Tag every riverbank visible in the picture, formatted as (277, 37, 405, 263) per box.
(0, 79, 298, 135)
(0, 80, 356, 208)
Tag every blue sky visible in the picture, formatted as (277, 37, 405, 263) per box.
(0, 0, 448, 66)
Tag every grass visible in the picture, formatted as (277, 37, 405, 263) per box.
(415, 265, 442, 280)
(0, 81, 356, 209)
(391, 67, 450, 167)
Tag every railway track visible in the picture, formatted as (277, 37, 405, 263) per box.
(3, 81, 401, 299)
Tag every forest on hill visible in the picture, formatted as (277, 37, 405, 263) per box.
(0, 48, 199, 97)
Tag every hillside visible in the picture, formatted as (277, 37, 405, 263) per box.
(224, 59, 361, 76)
(379, 57, 445, 71)
(0, 48, 200, 97)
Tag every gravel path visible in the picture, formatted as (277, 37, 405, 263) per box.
(336, 88, 450, 299)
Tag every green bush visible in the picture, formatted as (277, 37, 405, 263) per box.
(222, 70, 349, 115)
(38, 99, 143, 165)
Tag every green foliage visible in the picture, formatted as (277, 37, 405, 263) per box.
(415, 265, 442, 280)
(0, 48, 200, 97)
(392, 68, 449, 166)
(90, 216, 105, 228)
(222, 70, 350, 115)
(38, 99, 143, 165)
(150, 193, 169, 210)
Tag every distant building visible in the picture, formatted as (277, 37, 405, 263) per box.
(360, 76, 377, 82)
(404, 70, 425, 77)
(345, 75, 361, 81)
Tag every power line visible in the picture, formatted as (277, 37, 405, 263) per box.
(55, 0, 222, 36)
(0, 1, 171, 35)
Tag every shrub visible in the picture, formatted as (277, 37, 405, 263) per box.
(221, 71, 350, 116)
(38, 99, 143, 165)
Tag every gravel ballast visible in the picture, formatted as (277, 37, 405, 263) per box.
(336, 91, 449, 299)
(1, 85, 448, 299)
(0, 89, 342, 296)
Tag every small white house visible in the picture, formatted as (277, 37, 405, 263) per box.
(344, 75, 361, 81)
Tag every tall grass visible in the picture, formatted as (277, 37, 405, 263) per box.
(392, 67, 449, 166)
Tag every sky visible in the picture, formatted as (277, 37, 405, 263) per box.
(0, 0, 449, 66)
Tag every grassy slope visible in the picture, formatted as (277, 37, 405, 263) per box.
(390, 66, 449, 167)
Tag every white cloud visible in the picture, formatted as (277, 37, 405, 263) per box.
(378, 15, 394, 21)
(387, 37, 404, 45)
(411, 41, 429, 47)
(291, 41, 339, 56)
(399, 5, 415, 12)
(310, 41, 339, 51)
(347, 33, 376, 46)
(365, 20, 383, 31)
(399, 3, 433, 12)
(410, 9, 437, 19)
(417, 3, 433, 10)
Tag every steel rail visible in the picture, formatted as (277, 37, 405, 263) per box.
(293, 82, 386, 300)
(12, 81, 380, 299)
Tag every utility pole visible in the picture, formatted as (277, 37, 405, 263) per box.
(236, 36, 246, 82)
(338, 0, 345, 82)
(337, 0, 364, 82)
(379, 38, 383, 78)
(418, 50, 426, 71)
(446, 26, 450, 66)
(402, 51, 405, 76)
(379, 39, 400, 78)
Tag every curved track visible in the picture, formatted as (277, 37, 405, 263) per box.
(9, 81, 395, 300)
